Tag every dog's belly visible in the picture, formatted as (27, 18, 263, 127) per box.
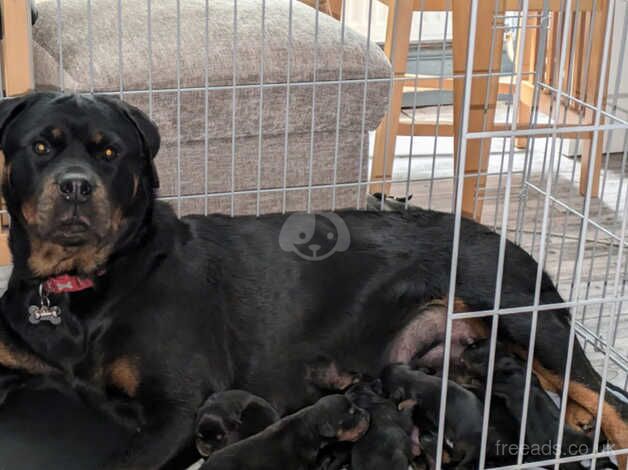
(387, 304, 488, 370)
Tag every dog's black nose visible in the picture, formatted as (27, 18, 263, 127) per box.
(58, 171, 93, 203)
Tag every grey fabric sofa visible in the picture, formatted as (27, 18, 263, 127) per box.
(32, 0, 391, 215)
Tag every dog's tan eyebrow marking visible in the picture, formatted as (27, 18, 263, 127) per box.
(50, 127, 64, 139)
(91, 131, 104, 144)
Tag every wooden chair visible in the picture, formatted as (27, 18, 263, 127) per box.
(369, 0, 610, 221)
(0, 0, 35, 265)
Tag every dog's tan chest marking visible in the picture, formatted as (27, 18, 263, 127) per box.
(106, 356, 141, 398)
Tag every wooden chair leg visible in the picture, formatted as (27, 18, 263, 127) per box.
(327, 0, 343, 20)
(579, 1, 609, 198)
(515, 14, 540, 150)
(0, 0, 35, 266)
(452, 0, 504, 221)
(369, 0, 413, 195)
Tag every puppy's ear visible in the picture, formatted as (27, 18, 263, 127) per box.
(370, 379, 383, 396)
(0, 95, 30, 148)
(389, 386, 406, 403)
(318, 421, 337, 438)
(100, 96, 161, 189)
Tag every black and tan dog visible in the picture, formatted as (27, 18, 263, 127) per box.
(200, 394, 369, 470)
(0, 92, 625, 469)
(194, 390, 279, 457)
(345, 380, 417, 470)
(381, 363, 484, 467)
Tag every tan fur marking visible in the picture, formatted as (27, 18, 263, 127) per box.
(92, 131, 104, 144)
(51, 127, 63, 139)
(0, 341, 54, 375)
(533, 365, 628, 468)
(21, 200, 37, 225)
(398, 399, 418, 411)
(305, 362, 359, 391)
(107, 357, 141, 398)
(28, 237, 112, 277)
(132, 175, 139, 199)
(565, 401, 595, 435)
(336, 418, 369, 442)
(3, 162, 11, 189)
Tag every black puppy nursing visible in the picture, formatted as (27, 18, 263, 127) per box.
(0, 92, 625, 470)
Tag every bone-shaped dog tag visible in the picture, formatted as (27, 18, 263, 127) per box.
(28, 304, 62, 325)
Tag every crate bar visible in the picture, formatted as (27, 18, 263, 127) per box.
(377, 0, 408, 211)
(89, 72, 542, 96)
(403, 1, 425, 208)
(255, 0, 266, 217)
(486, 446, 628, 470)
(306, 2, 321, 213)
(537, 81, 628, 128)
(355, 0, 374, 209)
(524, 180, 623, 242)
(331, 0, 347, 211)
(517, 1, 574, 463)
(281, 0, 294, 214)
(55, 0, 64, 90)
(513, 0, 551, 247)
(203, 0, 209, 215)
(147, 0, 153, 117)
(479, 2, 531, 468)
(465, 122, 628, 139)
(230, 0, 238, 216)
(427, 4, 450, 209)
(471, 0, 502, 220)
(86, 0, 94, 92)
(175, 0, 181, 216)
(436, 0, 479, 467)
(117, 0, 123, 97)
(579, 1, 622, 466)
(553, 1, 615, 466)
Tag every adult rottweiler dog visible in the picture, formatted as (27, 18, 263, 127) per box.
(0, 92, 625, 469)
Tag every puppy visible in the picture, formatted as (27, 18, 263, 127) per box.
(345, 380, 418, 470)
(195, 390, 279, 457)
(380, 363, 483, 468)
(200, 395, 369, 470)
(463, 343, 617, 469)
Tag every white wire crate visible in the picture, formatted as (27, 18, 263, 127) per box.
(3, 0, 628, 468)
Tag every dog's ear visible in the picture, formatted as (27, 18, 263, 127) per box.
(370, 378, 383, 396)
(389, 386, 406, 403)
(100, 96, 161, 189)
(0, 95, 30, 149)
(318, 421, 337, 438)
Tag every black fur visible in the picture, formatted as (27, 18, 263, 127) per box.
(345, 380, 416, 470)
(199, 394, 369, 470)
(0, 92, 624, 469)
(194, 389, 279, 457)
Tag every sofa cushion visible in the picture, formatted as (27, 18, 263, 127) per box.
(32, 0, 391, 138)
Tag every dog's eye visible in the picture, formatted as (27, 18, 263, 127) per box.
(102, 147, 117, 160)
(33, 142, 50, 155)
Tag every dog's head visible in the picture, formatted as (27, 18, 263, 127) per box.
(313, 394, 370, 443)
(0, 92, 159, 277)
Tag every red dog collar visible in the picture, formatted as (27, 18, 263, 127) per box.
(43, 274, 95, 294)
